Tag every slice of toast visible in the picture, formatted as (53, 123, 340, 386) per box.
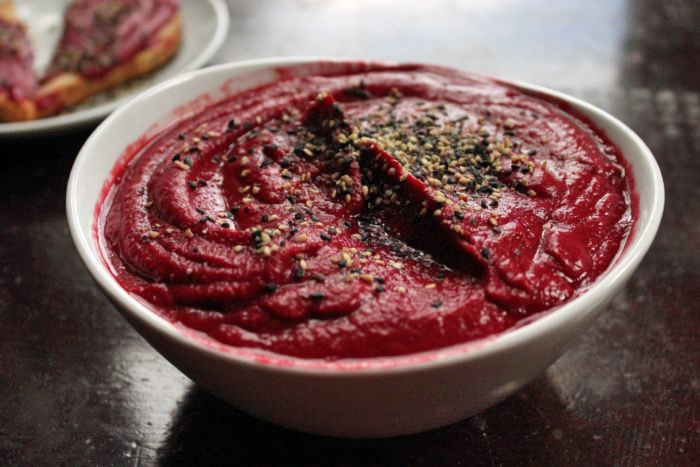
(0, 0, 182, 122)
(0, 0, 39, 121)
(36, 0, 182, 118)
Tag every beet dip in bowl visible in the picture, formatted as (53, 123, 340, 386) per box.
(67, 58, 664, 437)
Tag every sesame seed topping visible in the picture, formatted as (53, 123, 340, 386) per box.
(359, 274, 374, 283)
(174, 161, 190, 171)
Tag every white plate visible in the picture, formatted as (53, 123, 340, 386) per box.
(0, 0, 229, 138)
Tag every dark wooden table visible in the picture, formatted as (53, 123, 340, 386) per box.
(1, 1, 698, 465)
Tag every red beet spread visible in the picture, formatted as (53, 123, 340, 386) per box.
(99, 64, 637, 359)
(42, 0, 179, 83)
(0, 17, 37, 101)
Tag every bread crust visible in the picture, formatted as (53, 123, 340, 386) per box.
(0, 0, 15, 19)
(0, 94, 36, 122)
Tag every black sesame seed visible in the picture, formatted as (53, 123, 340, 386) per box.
(263, 144, 277, 157)
(261, 215, 270, 223)
(188, 181, 197, 190)
(309, 292, 325, 301)
(431, 300, 443, 308)
(320, 233, 331, 241)
(198, 179, 207, 186)
(264, 283, 278, 292)
(481, 247, 491, 259)
(343, 87, 370, 99)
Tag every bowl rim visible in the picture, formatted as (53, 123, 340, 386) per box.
(66, 56, 665, 376)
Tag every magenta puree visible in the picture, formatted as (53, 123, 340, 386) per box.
(98, 64, 637, 359)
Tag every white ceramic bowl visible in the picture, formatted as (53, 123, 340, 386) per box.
(66, 58, 664, 438)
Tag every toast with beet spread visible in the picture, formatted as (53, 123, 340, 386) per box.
(36, 0, 182, 118)
(0, 0, 182, 122)
(0, 0, 38, 121)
